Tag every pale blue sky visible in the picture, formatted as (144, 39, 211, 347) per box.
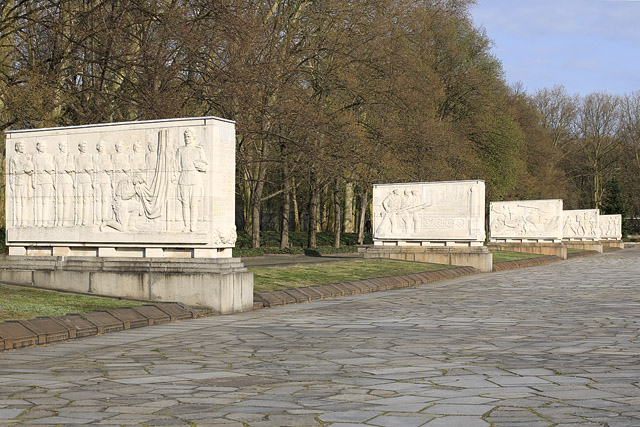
(470, 0, 640, 96)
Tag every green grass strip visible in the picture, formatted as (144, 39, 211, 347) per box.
(250, 259, 451, 293)
(0, 284, 142, 322)
(491, 250, 545, 262)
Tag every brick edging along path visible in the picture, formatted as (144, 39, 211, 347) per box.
(253, 253, 578, 308)
(254, 266, 478, 308)
(0, 302, 212, 351)
(492, 254, 561, 272)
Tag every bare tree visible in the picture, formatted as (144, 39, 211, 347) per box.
(574, 92, 623, 208)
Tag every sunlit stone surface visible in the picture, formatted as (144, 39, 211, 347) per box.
(6, 117, 236, 258)
(489, 199, 563, 242)
(372, 180, 485, 245)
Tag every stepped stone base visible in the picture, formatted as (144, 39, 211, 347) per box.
(602, 240, 625, 249)
(563, 240, 604, 253)
(0, 256, 253, 314)
(363, 245, 493, 273)
(487, 242, 567, 260)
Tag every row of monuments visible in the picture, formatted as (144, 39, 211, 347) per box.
(367, 181, 623, 271)
(490, 202, 621, 242)
(0, 117, 624, 310)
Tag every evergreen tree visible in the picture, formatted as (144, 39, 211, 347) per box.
(601, 176, 629, 236)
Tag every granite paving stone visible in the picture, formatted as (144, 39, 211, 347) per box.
(1, 249, 640, 425)
(368, 414, 434, 427)
(423, 416, 490, 426)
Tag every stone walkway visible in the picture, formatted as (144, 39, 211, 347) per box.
(1, 249, 640, 426)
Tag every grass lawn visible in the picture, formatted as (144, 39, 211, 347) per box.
(491, 250, 544, 263)
(249, 259, 451, 293)
(0, 284, 142, 322)
(567, 248, 588, 253)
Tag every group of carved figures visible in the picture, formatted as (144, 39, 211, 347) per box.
(8, 128, 208, 232)
(490, 204, 559, 236)
(600, 216, 621, 238)
(563, 212, 598, 237)
(377, 189, 429, 234)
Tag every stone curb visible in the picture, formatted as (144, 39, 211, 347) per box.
(492, 255, 561, 272)
(567, 250, 600, 259)
(0, 302, 212, 352)
(253, 266, 478, 308)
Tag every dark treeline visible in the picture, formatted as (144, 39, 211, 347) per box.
(1, 0, 638, 246)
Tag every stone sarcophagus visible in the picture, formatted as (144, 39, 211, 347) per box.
(562, 209, 600, 241)
(599, 214, 622, 240)
(372, 180, 486, 245)
(489, 199, 563, 242)
(5, 117, 236, 258)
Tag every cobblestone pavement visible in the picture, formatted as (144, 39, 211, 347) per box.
(1, 249, 640, 426)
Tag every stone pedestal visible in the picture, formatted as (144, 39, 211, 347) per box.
(0, 256, 253, 314)
(602, 239, 625, 249)
(363, 245, 492, 273)
(487, 241, 567, 260)
(563, 240, 603, 253)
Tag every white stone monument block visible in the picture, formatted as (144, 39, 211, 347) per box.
(373, 180, 485, 245)
(562, 209, 600, 241)
(489, 199, 563, 242)
(599, 214, 622, 240)
(5, 117, 237, 258)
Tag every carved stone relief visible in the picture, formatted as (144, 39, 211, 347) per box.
(54, 141, 74, 226)
(599, 214, 622, 240)
(373, 180, 485, 242)
(93, 140, 113, 225)
(33, 141, 55, 227)
(562, 209, 600, 240)
(9, 140, 34, 227)
(489, 200, 563, 240)
(5, 117, 236, 251)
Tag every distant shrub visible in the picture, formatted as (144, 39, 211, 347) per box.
(233, 245, 358, 258)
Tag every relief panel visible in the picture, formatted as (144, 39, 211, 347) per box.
(373, 180, 485, 242)
(5, 117, 236, 250)
(562, 209, 600, 240)
(599, 214, 622, 240)
(489, 199, 563, 240)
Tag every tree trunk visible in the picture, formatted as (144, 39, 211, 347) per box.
(594, 166, 602, 209)
(251, 198, 261, 248)
(280, 167, 291, 249)
(308, 175, 319, 248)
(242, 173, 252, 233)
(250, 139, 269, 248)
(320, 186, 328, 232)
(343, 181, 355, 233)
(357, 187, 368, 245)
(291, 176, 301, 232)
(333, 179, 341, 248)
